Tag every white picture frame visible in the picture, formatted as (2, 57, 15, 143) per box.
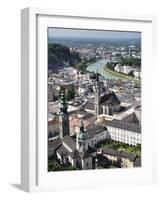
(21, 7, 157, 192)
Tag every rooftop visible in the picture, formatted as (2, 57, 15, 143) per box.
(56, 138, 96, 160)
(84, 102, 95, 110)
(48, 138, 62, 150)
(120, 151, 137, 162)
(106, 119, 141, 133)
(101, 147, 118, 157)
(56, 144, 70, 157)
(133, 157, 141, 167)
(101, 147, 138, 162)
(87, 124, 107, 139)
(63, 135, 76, 151)
(100, 92, 120, 106)
(48, 118, 59, 126)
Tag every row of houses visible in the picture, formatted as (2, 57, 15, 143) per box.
(114, 64, 141, 78)
(100, 147, 141, 168)
(48, 116, 141, 147)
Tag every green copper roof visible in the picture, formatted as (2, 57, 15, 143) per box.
(59, 89, 68, 115)
(77, 131, 88, 141)
(77, 118, 88, 141)
(60, 90, 66, 103)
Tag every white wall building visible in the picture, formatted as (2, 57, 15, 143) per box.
(114, 64, 132, 75)
(105, 119, 141, 146)
(86, 125, 110, 148)
(133, 70, 141, 78)
(78, 85, 88, 95)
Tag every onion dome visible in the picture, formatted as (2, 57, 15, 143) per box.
(77, 118, 88, 141)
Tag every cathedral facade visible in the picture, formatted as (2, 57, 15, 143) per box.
(85, 72, 121, 116)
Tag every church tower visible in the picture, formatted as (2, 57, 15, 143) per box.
(76, 118, 88, 152)
(59, 90, 70, 139)
(95, 71, 101, 116)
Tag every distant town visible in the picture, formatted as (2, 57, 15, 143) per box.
(48, 29, 141, 171)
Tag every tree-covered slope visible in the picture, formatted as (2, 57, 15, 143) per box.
(48, 43, 81, 72)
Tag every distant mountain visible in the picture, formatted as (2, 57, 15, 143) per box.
(48, 43, 81, 72)
(48, 36, 141, 48)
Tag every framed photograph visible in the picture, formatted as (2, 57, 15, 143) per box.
(21, 8, 156, 192)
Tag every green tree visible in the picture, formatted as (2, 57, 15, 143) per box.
(106, 63, 114, 70)
(64, 165, 79, 171)
(128, 70, 134, 77)
(48, 43, 81, 71)
(48, 160, 62, 171)
(74, 62, 87, 72)
(120, 57, 141, 68)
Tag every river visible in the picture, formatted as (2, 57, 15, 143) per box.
(87, 58, 127, 80)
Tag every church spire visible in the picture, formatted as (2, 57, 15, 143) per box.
(80, 118, 84, 132)
(76, 118, 88, 152)
(59, 89, 68, 114)
(59, 89, 69, 138)
(96, 68, 99, 82)
(95, 69, 101, 116)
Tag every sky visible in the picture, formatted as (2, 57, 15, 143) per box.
(48, 28, 141, 39)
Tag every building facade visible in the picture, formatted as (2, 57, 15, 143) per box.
(101, 147, 140, 168)
(105, 119, 141, 146)
(56, 119, 96, 170)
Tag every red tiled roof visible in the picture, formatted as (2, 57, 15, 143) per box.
(48, 118, 59, 126)
(70, 116, 95, 128)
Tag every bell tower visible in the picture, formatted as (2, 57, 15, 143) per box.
(76, 118, 88, 152)
(59, 90, 69, 139)
(95, 71, 101, 116)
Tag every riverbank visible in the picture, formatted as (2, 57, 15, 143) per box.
(87, 58, 121, 80)
(103, 66, 132, 80)
(103, 66, 141, 84)
(86, 58, 141, 82)
(73, 58, 100, 73)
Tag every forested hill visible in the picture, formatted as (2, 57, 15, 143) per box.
(48, 43, 81, 72)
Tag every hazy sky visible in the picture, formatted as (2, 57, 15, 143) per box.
(48, 28, 141, 39)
